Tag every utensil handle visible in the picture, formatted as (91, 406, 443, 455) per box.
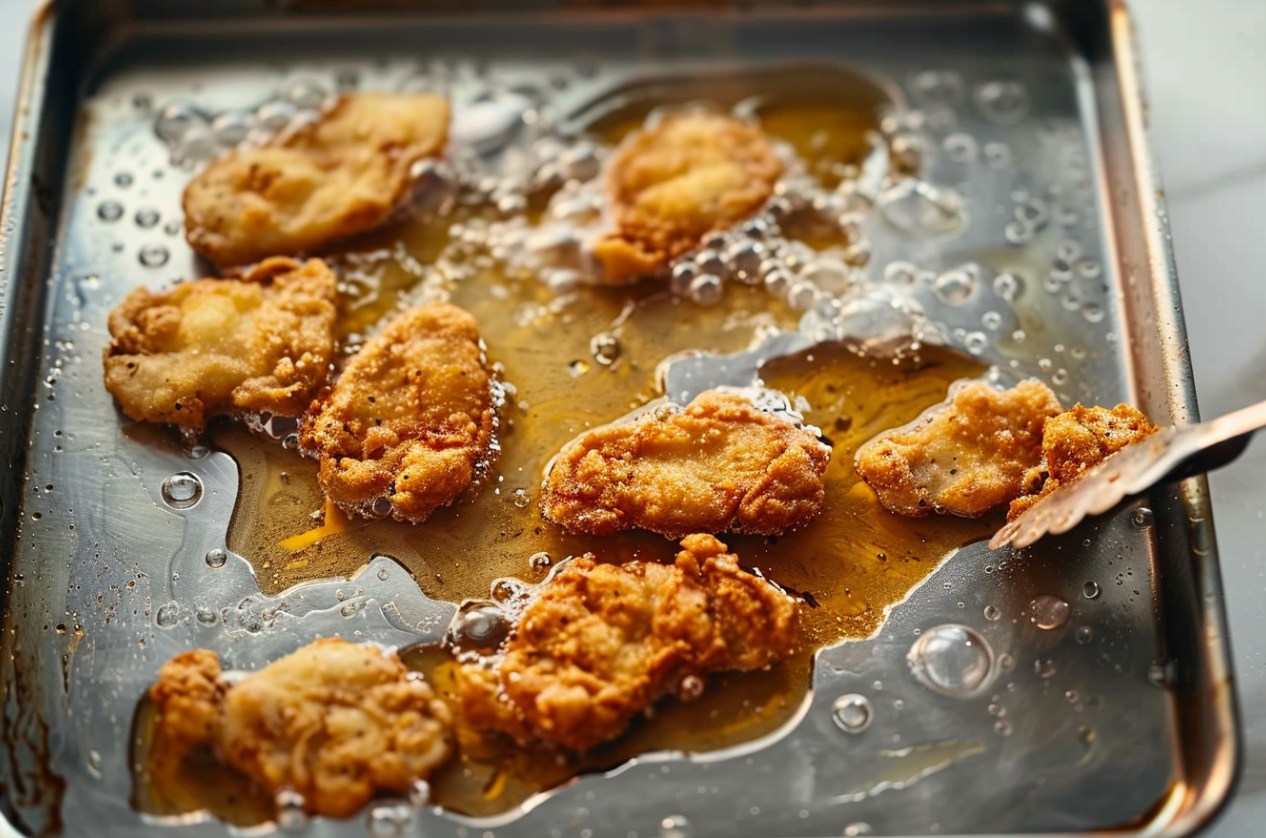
(1164, 397, 1266, 481)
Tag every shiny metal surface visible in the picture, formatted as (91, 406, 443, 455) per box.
(0, 2, 1237, 837)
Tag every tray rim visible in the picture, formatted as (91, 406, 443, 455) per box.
(0, 1, 1241, 836)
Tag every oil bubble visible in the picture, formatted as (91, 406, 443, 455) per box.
(943, 133, 978, 163)
(211, 111, 252, 146)
(590, 332, 621, 366)
(661, 815, 693, 838)
(134, 207, 160, 228)
(139, 244, 170, 268)
(448, 603, 511, 652)
(879, 180, 964, 236)
(1082, 581, 1101, 600)
(97, 201, 124, 222)
(983, 604, 1002, 621)
(365, 803, 411, 838)
(908, 624, 994, 697)
(1075, 626, 1095, 644)
(511, 488, 531, 508)
(976, 81, 1030, 125)
(161, 472, 203, 509)
(933, 263, 978, 305)
(281, 78, 328, 109)
(1029, 594, 1070, 630)
(205, 548, 227, 568)
(155, 101, 204, 143)
(831, 693, 873, 734)
(993, 272, 1020, 301)
(911, 70, 964, 105)
(276, 789, 308, 831)
(1132, 507, 1154, 529)
(155, 602, 181, 628)
(883, 261, 920, 287)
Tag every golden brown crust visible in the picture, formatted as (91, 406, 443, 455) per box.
(149, 639, 452, 820)
(456, 534, 799, 752)
(184, 92, 449, 268)
(540, 390, 830, 538)
(855, 379, 1063, 518)
(591, 112, 783, 285)
(103, 257, 338, 428)
(1007, 403, 1159, 519)
(299, 302, 498, 523)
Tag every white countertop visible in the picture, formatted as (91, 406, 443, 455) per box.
(0, 0, 1261, 834)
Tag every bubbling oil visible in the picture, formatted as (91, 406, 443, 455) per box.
(142, 72, 1000, 823)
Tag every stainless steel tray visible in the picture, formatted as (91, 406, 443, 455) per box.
(0, 1, 1238, 836)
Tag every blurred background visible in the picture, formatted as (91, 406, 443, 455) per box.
(0, 0, 1262, 835)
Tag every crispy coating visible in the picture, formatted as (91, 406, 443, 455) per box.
(591, 112, 783, 284)
(1007, 403, 1159, 519)
(184, 92, 449, 268)
(457, 534, 799, 752)
(299, 303, 498, 523)
(103, 257, 338, 428)
(855, 379, 1063, 518)
(541, 390, 830, 538)
(148, 639, 452, 820)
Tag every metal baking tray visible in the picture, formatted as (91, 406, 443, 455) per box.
(0, 1, 1238, 836)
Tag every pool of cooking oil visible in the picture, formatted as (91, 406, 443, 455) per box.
(137, 85, 995, 823)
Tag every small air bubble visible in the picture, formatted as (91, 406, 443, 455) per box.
(139, 244, 170, 268)
(161, 472, 203, 509)
(831, 694, 873, 734)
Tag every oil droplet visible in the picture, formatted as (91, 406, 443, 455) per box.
(87, 750, 102, 777)
(448, 603, 511, 651)
(932, 263, 979, 306)
(843, 824, 874, 837)
(97, 201, 123, 222)
(529, 551, 551, 571)
(511, 488, 531, 509)
(1028, 594, 1071, 630)
(907, 624, 994, 697)
(1082, 581, 1101, 600)
(376, 566, 390, 581)
(114, 172, 134, 188)
(590, 332, 621, 366)
(983, 605, 1001, 621)
(365, 804, 411, 838)
(831, 693, 873, 734)
(1147, 660, 1177, 688)
(139, 244, 170, 268)
(276, 789, 307, 831)
(879, 180, 964, 236)
(135, 207, 161, 228)
(205, 548, 227, 568)
(661, 815, 693, 838)
(993, 272, 1020, 301)
(1075, 626, 1095, 644)
(155, 602, 181, 627)
(1131, 507, 1154, 529)
(408, 779, 431, 807)
(568, 359, 590, 377)
(976, 81, 1030, 125)
(1034, 658, 1058, 678)
(195, 606, 218, 625)
(993, 719, 1013, 736)
(161, 472, 203, 509)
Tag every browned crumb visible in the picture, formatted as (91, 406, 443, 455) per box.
(103, 257, 338, 428)
(149, 638, 452, 820)
(456, 534, 799, 752)
(184, 92, 449, 268)
(540, 390, 830, 538)
(1007, 403, 1159, 519)
(298, 302, 498, 523)
(590, 112, 783, 285)
(854, 379, 1063, 518)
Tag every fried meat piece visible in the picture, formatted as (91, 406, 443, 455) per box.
(1007, 403, 1159, 520)
(855, 379, 1063, 518)
(184, 92, 449, 268)
(457, 534, 799, 752)
(591, 112, 783, 284)
(541, 390, 830, 538)
(103, 257, 338, 428)
(299, 302, 498, 523)
(148, 638, 452, 820)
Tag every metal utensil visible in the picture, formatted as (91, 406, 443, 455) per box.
(990, 399, 1266, 550)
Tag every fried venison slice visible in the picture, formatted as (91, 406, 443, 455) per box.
(456, 534, 799, 752)
(591, 112, 783, 284)
(184, 92, 449, 268)
(299, 302, 499, 523)
(148, 638, 452, 820)
(541, 389, 831, 538)
(103, 257, 338, 428)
